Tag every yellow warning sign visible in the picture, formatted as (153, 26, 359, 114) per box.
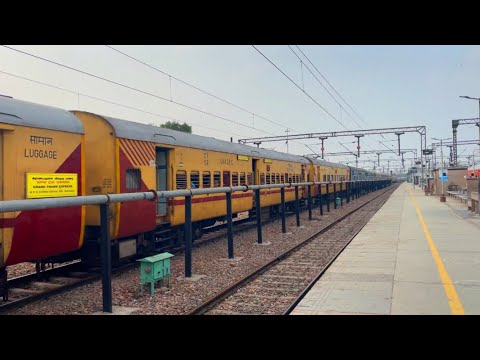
(26, 173, 78, 199)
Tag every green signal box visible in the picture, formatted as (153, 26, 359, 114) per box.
(138, 252, 174, 296)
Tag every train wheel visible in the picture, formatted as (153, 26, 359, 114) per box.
(193, 224, 203, 241)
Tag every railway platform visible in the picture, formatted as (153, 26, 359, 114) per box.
(291, 182, 480, 315)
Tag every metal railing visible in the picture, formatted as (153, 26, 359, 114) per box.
(0, 179, 391, 312)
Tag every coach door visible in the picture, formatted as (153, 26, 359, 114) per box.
(156, 148, 168, 216)
(252, 159, 259, 185)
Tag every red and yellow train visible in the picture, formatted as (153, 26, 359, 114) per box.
(0, 96, 390, 274)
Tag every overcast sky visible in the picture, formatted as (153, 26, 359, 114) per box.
(1, 45, 479, 171)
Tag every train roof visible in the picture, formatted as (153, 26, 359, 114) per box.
(0, 96, 84, 134)
(349, 166, 373, 173)
(101, 115, 310, 164)
(310, 158, 349, 169)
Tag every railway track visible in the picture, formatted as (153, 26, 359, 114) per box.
(0, 196, 320, 313)
(0, 262, 96, 312)
(188, 184, 398, 315)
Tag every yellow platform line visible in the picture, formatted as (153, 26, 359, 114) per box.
(408, 190, 464, 315)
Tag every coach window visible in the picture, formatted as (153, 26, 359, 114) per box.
(223, 171, 231, 186)
(276, 174, 280, 184)
(126, 168, 141, 192)
(176, 170, 187, 190)
(190, 171, 200, 188)
(288, 174, 292, 183)
(232, 172, 239, 186)
(203, 171, 211, 188)
(323, 175, 326, 182)
(247, 172, 252, 185)
(240, 172, 246, 186)
(260, 173, 265, 185)
(280, 174, 285, 184)
(266, 173, 271, 185)
(214, 171, 221, 187)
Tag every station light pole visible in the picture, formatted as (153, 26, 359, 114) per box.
(460, 96, 480, 151)
(432, 137, 451, 202)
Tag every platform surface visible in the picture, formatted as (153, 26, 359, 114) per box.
(291, 182, 480, 315)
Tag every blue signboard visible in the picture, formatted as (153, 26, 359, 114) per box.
(439, 176, 448, 182)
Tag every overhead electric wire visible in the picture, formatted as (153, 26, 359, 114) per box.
(105, 45, 299, 133)
(253, 45, 385, 156)
(287, 45, 364, 129)
(289, 45, 392, 151)
(295, 45, 369, 127)
(1, 45, 276, 136)
(252, 45, 350, 131)
(294, 45, 392, 148)
(106, 45, 317, 154)
(0, 69, 245, 138)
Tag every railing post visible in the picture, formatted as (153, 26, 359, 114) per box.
(308, 184, 312, 220)
(333, 182, 337, 209)
(340, 181, 344, 206)
(226, 192, 234, 259)
(255, 188, 262, 244)
(281, 187, 286, 233)
(326, 183, 330, 212)
(184, 195, 192, 277)
(295, 185, 300, 226)
(100, 203, 112, 313)
(318, 184, 323, 216)
(347, 181, 350, 204)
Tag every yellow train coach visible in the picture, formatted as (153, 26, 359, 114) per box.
(0, 96, 360, 272)
(0, 96, 85, 269)
(72, 111, 311, 254)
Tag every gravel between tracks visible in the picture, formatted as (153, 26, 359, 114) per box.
(7, 260, 80, 279)
(5, 187, 396, 315)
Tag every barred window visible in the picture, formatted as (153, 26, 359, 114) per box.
(266, 173, 271, 185)
(296, 174, 299, 183)
(214, 171, 221, 187)
(240, 172, 246, 186)
(323, 175, 326, 182)
(190, 171, 200, 188)
(275, 174, 280, 184)
(260, 173, 265, 185)
(223, 171, 230, 186)
(280, 174, 285, 183)
(288, 174, 293, 183)
(232, 172, 239, 186)
(176, 170, 187, 189)
(247, 172, 252, 185)
(327, 175, 330, 181)
(203, 171, 211, 188)
(126, 169, 141, 192)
